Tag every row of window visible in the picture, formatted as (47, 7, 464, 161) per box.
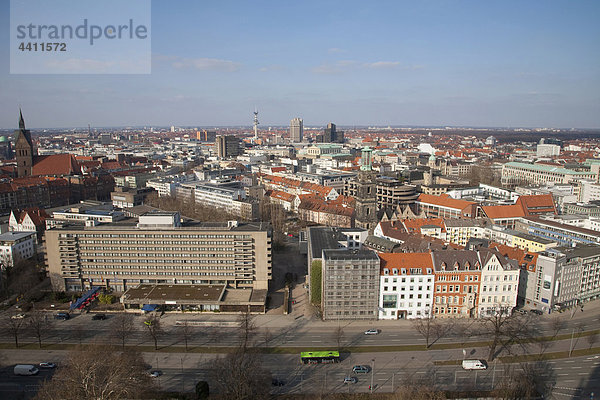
(62, 233, 253, 239)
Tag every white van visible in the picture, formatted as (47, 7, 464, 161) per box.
(14, 365, 39, 376)
(462, 359, 487, 370)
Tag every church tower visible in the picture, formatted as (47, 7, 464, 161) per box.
(354, 147, 378, 233)
(14, 109, 34, 178)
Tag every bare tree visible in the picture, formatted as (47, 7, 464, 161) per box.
(494, 361, 556, 399)
(412, 311, 451, 349)
(475, 308, 535, 361)
(238, 308, 256, 350)
(72, 324, 85, 345)
(34, 345, 155, 400)
(3, 315, 26, 348)
(111, 313, 135, 349)
(586, 331, 599, 349)
(262, 328, 272, 348)
(210, 348, 271, 400)
(143, 316, 163, 350)
(178, 320, 193, 351)
(394, 369, 446, 400)
(28, 311, 51, 349)
(549, 315, 566, 339)
(332, 325, 345, 351)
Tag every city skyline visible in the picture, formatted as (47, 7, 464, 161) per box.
(1, 1, 599, 129)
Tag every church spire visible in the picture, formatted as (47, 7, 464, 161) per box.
(19, 108, 25, 130)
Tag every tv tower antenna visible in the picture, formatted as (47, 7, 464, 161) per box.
(253, 108, 259, 140)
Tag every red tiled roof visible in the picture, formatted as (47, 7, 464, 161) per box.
(417, 193, 476, 210)
(481, 204, 524, 220)
(32, 154, 81, 176)
(516, 194, 557, 216)
(402, 218, 446, 233)
(379, 252, 433, 274)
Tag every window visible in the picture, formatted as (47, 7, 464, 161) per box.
(383, 294, 397, 309)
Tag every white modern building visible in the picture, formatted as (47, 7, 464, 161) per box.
(0, 231, 37, 268)
(378, 253, 435, 319)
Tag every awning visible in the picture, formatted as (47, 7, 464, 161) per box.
(70, 287, 101, 310)
(141, 304, 159, 312)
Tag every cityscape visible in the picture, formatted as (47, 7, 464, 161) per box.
(1, 1, 600, 400)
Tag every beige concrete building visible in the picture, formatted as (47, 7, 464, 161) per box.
(45, 211, 272, 292)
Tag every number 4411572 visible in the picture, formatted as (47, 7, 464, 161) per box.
(19, 42, 66, 51)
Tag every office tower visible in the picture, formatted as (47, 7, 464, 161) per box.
(290, 117, 303, 142)
(216, 135, 242, 158)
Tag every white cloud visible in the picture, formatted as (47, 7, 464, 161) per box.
(172, 57, 241, 72)
(364, 61, 402, 68)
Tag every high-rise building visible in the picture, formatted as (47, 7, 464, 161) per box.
(316, 122, 344, 143)
(216, 135, 242, 158)
(290, 117, 303, 142)
(45, 212, 273, 292)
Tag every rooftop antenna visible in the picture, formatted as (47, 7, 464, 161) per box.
(253, 107, 259, 140)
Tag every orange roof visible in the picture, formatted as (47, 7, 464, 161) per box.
(379, 252, 433, 273)
(481, 204, 524, 220)
(489, 242, 538, 272)
(516, 194, 557, 216)
(32, 154, 81, 176)
(417, 193, 476, 210)
(402, 218, 446, 233)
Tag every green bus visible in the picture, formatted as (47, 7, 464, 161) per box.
(300, 351, 340, 364)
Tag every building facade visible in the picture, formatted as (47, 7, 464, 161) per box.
(378, 253, 434, 320)
(290, 117, 303, 143)
(321, 249, 379, 320)
(45, 213, 272, 292)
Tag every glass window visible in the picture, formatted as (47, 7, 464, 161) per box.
(383, 294, 397, 309)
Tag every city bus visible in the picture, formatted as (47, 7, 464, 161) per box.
(300, 351, 340, 364)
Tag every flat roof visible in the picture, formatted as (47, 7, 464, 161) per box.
(0, 231, 36, 242)
(323, 248, 379, 261)
(122, 284, 225, 303)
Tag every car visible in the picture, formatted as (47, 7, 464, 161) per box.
(11, 313, 26, 319)
(149, 370, 162, 378)
(364, 329, 380, 335)
(513, 308, 527, 315)
(39, 362, 56, 369)
(343, 376, 358, 384)
(529, 309, 543, 315)
(92, 314, 107, 320)
(54, 312, 70, 320)
(352, 365, 370, 374)
(271, 378, 285, 386)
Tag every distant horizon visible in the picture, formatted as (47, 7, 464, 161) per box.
(3, 121, 600, 132)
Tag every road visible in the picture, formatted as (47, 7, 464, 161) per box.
(1, 349, 598, 399)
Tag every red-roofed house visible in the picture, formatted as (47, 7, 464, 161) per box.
(416, 194, 477, 219)
(31, 154, 81, 177)
(9, 207, 49, 242)
(378, 252, 435, 319)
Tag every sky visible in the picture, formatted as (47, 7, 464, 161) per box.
(0, 0, 599, 129)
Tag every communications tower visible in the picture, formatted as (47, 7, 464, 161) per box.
(253, 108, 259, 140)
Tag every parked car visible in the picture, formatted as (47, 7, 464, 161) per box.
(149, 370, 162, 378)
(343, 376, 358, 384)
(462, 360, 487, 370)
(39, 362, 56, 369)
(271, 378, 285, 386)
(92, 314, 107, 320)
(352, 365, 370, 374)
(529, 309, 543, 315)
(364, 329, 380, 335)
(11, 313, 26, 319)
(54, 312, 70, 320)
